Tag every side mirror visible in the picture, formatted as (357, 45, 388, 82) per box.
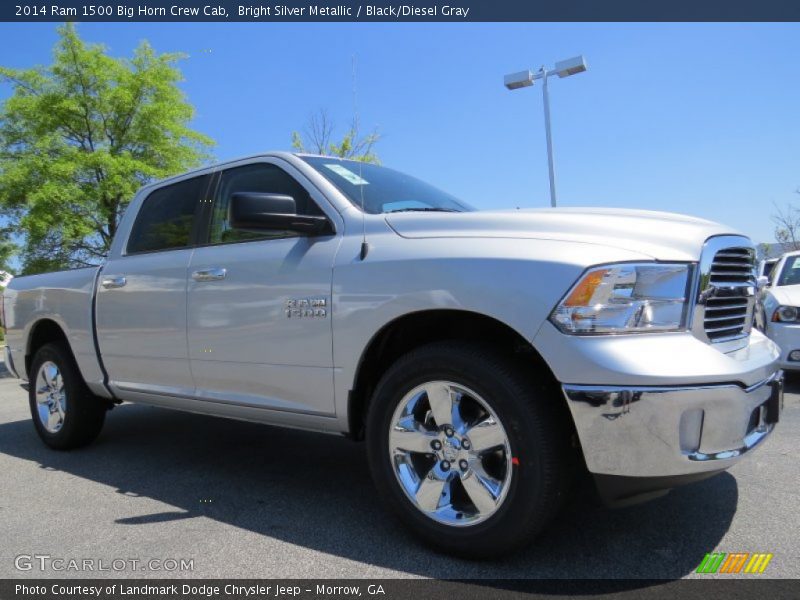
(757, 275, 770, 291)
(229, 192, 332, 235)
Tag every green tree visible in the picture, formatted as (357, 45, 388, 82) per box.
(0, 24, 213, 273)
(0, 226, 14, 273)
(291, 109, 380, 164)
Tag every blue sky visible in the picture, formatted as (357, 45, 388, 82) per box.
(1, 22, 799, 246)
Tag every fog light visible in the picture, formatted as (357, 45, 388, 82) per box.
(789, 350, 800, 362)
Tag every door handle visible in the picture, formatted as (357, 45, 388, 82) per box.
(101, 276, 127, 289)
(192, 267, 227, 282)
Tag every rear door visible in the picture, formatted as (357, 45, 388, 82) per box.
(96, 174, 212, 397)
(186, 159, 342, 415)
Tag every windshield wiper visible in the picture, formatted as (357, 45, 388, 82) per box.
(386, 208, 461, 213)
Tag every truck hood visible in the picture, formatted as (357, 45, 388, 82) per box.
(384, 207, 743, 261)
(765, 284, 800, 307)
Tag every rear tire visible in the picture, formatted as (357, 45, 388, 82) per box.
(366, 341, 572, 558)
(28, 342, 107, 450)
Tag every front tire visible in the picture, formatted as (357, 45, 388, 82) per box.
(28, 342, 107, 450)
(366, 342, 572, 558)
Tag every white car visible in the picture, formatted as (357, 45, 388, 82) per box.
(758, 250, 800, 369)
(760, 257, 779, 281)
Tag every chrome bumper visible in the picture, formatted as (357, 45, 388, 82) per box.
(563, 370, 783, 479)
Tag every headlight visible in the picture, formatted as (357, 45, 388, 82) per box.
(773, 306, 799, 322)
(550, 263, 692, 334)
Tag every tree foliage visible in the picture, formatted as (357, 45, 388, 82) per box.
(291, 109, 380, 164)
(0, 24, 213, 273)
(0, 226, 14, 273)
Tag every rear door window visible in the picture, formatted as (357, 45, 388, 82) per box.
(127, 175, 209, 254)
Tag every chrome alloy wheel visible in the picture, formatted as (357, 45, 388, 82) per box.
(35, 361, 67, 433)
(388, 381, 513, 526)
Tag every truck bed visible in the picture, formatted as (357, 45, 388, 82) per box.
(2, 266, 109, 396)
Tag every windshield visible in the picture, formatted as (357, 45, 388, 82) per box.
(777, 256, 800, 286)
(301, 156, 473, 215)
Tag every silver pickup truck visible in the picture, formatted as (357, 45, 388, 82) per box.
(1, 153, 784, 557)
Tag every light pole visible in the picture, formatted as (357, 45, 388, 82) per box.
(504, 55, 587, 207)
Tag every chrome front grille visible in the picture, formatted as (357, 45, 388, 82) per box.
(708, 247, 756, 285)
(701, 244, 756, 342)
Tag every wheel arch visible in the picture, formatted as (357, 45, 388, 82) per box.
(25, 318, 72, 377)
(347, 309, 563, 440)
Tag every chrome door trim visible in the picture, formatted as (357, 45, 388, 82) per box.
(100, 276, 127, 289)
(191, 268, 227, 282)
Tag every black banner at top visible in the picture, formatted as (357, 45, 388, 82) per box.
(3, 0, 800, 22)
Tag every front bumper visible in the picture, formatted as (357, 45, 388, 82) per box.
(563, 371, 784, 503)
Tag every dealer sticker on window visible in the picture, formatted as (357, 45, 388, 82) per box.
(324, 163, 369, 185)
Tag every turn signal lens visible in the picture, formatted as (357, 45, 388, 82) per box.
(563, 269, 610, 307)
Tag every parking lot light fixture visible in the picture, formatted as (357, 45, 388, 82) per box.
(554, 55, 588, 78)
(503, 70, 534, 90)
(504, 55, 587, 207)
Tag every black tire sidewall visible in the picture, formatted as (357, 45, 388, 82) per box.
(28, 342, 104, 449)
(366, 343, 564, 557)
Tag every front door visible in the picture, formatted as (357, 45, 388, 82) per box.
(187, 159, 341, 415)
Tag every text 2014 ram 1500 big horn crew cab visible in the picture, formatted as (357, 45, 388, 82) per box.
(1, 153, 784, 557)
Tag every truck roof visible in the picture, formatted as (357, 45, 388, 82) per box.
(139, 150, 304, 192)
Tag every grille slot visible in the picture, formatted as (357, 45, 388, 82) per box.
(703, 246, 755, 342)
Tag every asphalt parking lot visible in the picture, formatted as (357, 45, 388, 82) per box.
(0, 357, 797, 581)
